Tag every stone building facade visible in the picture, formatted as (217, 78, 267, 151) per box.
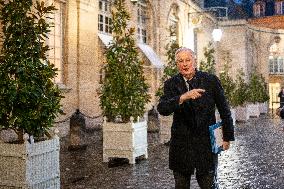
(47, 0, 218, 135)
(212, 0, 284, 109)
(3, 0, 283, 137)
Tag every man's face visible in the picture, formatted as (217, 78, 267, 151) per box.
(176, 50, 196, 80)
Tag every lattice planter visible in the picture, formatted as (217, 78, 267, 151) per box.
(103, 117, 148, 164)
(247, 103, 260, 118)
(159, 114, 173, 144)
(235, 105, 249, 122)
(0, 133, 60, 189)
(215, 108, 236, 125)
(259, 102, 268, 114)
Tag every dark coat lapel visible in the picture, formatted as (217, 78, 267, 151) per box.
(174, 73, 188, 94)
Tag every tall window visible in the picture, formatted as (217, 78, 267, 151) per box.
(168, 5, 178, 42)
(275, 1, 284, 15)
(98, 0, 112, 34)
(269, 57, 284, 74)
(47, 0, 66, 83)
(137, 0, 147, 43)
(253, 2, 265, 17)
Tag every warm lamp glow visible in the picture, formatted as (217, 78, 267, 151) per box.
(212, 28, 222, 42)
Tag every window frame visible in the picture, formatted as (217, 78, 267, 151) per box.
(253, 2, 265, 17)
(46, 0, 66, 84)
(269, 57, 284, 74)
(275, 1, 284, 15)
(98, 0, 112, 35)
(137, 0, 147, 44)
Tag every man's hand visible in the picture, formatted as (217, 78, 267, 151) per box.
(179, 88, 205, 104)
(222, 141, 230, 150)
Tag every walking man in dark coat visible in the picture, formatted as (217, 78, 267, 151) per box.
(157, 47, 235, 188)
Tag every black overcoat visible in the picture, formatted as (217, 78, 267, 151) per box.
(157, 71, 234, 175)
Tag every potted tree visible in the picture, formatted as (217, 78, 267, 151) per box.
(0, 1, 62, 188)
(199, 42, 216, 74)
(218, 51, 236, 125)
(258, 74, 270, 114)
(247, 70, 263, 117)
(100, 0, 150, 164)
(156, 26, 179, 144)
(233, 69, 250, 122)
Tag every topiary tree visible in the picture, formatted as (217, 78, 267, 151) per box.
(218, 51, 236, 107)
(258, 74, 270, 103)
(199, 42, 216, 74)
(156, 41, 179, 97)
(248, 70, 269, 103)
(156, 25, 180, 97)
(232, 69, 248, 107)
(0, 1, 62, 142)
(100, 0, 150, 123)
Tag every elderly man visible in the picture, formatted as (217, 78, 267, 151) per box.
(157, 47, 234, 189)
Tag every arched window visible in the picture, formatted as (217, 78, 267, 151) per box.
(46, 0, 66, 84)
(98, 0, 112, 34)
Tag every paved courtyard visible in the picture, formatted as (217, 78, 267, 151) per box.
(60, 115, 284, 189)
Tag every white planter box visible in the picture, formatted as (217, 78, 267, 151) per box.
(103, 117, 148, 164)
(235, 105, 249, 122)
(259, 102, 268, 114)
(159, 115, 172, 144)
(247, 103, 260, 118)
(215, 109, 236, 125)
(0, 135, 60, 189)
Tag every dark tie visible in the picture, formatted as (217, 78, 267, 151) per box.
(187, 80, 194, 91)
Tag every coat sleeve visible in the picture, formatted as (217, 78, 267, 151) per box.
(157, 79, 182, 116)
(212, 75, 235, 142)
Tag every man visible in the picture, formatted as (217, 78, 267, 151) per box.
(157, 47, 234, 188)
(278, 87, 284, 108)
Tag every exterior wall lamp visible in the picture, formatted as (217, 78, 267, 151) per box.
(212, 28, 222, 42)
(130, 0, 138, 4)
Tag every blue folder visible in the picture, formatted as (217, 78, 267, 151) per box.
(209, 121, 224, 154)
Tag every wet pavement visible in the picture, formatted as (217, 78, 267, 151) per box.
(60, 115, 284, 189)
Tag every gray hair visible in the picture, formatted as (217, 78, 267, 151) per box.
(175, 47, 196, 62)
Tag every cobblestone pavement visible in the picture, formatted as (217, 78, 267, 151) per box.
(60, 115, 284, 189)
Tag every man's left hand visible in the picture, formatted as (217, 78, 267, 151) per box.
(222, 141, 230, 150)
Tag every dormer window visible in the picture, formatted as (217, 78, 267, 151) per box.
(275, 0, 284, 15)
(253, 1, 266, 17)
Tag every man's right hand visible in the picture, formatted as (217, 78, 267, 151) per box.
(179, 89, 205, 104)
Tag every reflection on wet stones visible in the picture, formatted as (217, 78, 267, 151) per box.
(60, 116, 284, 189)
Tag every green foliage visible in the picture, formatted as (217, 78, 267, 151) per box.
(156, 40, 179, 97)
(199, 42, 216, 74)
(248, 70, 269, 103)
(259, 75, 270, 102)
(99, 0, 150, 123)
(232, 69, 248, 106)
(218, 52, 236, 107)
(0, 0, 62, 141)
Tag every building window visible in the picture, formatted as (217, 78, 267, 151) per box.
(47, 0, 66, 83)
(98, 0, 112, 34)
(275, 1, 284, 15)
(168, 5, 178, 42)
(269, 57, 284, 74)
(137, 0, 147, 43)
(253, 2, 265, 17)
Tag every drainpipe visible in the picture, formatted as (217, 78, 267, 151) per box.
(76, 0, 81, 110)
